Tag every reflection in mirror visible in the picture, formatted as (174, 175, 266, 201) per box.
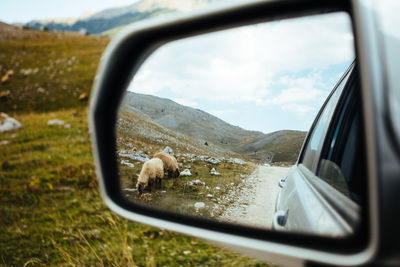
(116, 12, 357, 236)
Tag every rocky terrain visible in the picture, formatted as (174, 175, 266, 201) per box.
(219, 166, 289, 228)
(123, 92, 307, 163)
(116, 93, 302, 229)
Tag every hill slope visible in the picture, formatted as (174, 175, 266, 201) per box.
(26, 8, 173, 35)
(123, 92, 307, 163)
(24, 0, 218, 35)
(0, 23, 108, 113)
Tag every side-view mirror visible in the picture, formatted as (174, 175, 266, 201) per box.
(89, 0, 400, 266)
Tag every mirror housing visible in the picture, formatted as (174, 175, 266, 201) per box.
(89, 0, 397, 265)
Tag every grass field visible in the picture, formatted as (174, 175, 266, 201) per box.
(0, 25, 108, 113)
(0, 25, 270, 266)
(0, 109, 270, 266)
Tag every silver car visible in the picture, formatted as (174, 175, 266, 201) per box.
(274, 62, 363, 237)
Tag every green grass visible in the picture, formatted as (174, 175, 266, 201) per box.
(0, 25, 271, 266)
(0, 27, 108, 113)
(120, 156, 255, 218)
(0, 109, 270, 266)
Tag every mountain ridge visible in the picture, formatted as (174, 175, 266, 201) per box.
(23, 0, 218, 35)
(122, 91, 307, 163)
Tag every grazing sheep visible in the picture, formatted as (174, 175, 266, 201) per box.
(153, 152, 180, 178)
(136, 158, 164, 195)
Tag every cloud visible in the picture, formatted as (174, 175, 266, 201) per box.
(282, 104, 315, 116)
(127, 12, 355, 131)
(259, 75, 327, 106)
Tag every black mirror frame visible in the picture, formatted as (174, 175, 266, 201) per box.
(89, 0, 382, 265)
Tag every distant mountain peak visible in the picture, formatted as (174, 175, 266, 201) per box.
(136, 0, 212, 12)
(25, 0, 218, 35)
(123, 92, 307, 163)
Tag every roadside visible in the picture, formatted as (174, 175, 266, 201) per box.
(218, 166, 290, 229)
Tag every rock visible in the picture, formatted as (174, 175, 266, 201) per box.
(0, 90, 10, 99)
(55, 186, 75, 192)
(207, 157, 221, 164)
(206, 194, 213, 198)
(20, 69, 32, 75)
(78, 93, 88, 101)
(215, 186, 221, 190)
(118, 150, 149, 163)
(229, 158, 245, 165)
(0, 113, 22, 133)
(180, 169, 191, 176)
(192, 179, 205, 186)
(123, 188, 137, 192)
(162, 146, 173, 154)
(264, 163, 271, 167)
(48, 119, 65, 126)
(37, 87, 45, 93)
(0, 140, 10, 146)
(194, 202, 205, 210)
(210, 168, 220, 176)
(121, 160, 134, 168)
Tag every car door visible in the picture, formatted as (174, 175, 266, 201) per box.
(274, 62, 363, 237)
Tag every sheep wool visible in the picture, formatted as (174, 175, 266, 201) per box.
(136, 158, 164, 194)
(153, 152, 180, 178)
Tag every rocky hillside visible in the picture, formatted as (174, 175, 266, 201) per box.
(122, 92, 307, 163)
(0, 22, 108, 113)
(24, 0, 218, 35)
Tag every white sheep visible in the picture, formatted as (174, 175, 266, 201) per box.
(136, 158, 164, 194)
(153, 152, 180, 178)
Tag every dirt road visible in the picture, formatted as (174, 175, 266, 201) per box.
(219, 166, 290, 229)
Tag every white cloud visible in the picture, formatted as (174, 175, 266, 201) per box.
(259, 75, 327, 107)
(282, 104, 315, 116)
(127, 12, 355, 131)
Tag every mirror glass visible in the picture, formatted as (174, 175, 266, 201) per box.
(116, 12, 359, 237)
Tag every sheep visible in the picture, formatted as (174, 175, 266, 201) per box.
(136, 158, 164, 195)
(153, 152, 180, 178)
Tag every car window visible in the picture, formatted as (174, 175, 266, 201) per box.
(317, 70, 365, 203)
(301, 65, 353, 173)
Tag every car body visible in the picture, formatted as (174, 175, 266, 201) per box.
(274, 63, 363, 237)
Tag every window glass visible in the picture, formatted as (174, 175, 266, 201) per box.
(302, 67, 352, 172)
(317, 74, 364, 203)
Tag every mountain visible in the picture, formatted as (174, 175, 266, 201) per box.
(24, 0, 217, 35)
(25, 8, 173, 35)
(122, 92, 307, 163)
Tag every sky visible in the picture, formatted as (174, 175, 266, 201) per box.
(127, 12, 355, 134)
(0, 0, 139, 23)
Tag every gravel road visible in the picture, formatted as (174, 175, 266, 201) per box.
(219, 166, 290, 229)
